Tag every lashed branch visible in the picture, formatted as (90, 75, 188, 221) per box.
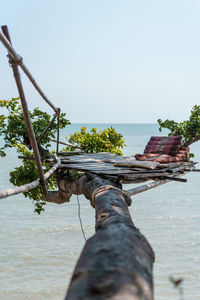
(0, 155, 61, 199)
(57, 174, 155, 300)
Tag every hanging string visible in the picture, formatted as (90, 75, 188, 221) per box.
(77, 195, 86, 241)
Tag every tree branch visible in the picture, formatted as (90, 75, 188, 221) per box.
(64, 174, 154, 300)
(45, 172, 155, 299)
(183, 136, 200, 147)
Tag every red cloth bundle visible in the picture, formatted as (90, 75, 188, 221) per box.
(144, 136, 182, 156)
(135, 147, 190, 163)
(135, 135, 189, 163)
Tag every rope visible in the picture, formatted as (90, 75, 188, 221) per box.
(77, 195, 86, 241)
(91, 185, 132, 208)
(16, 55, 23, 65)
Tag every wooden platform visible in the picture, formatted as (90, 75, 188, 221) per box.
(48, 152, 194, 184)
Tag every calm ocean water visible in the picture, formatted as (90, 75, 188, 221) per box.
(0, 124, 199, 300)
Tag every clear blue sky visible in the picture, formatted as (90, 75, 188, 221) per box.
(1, 0, 200, 123)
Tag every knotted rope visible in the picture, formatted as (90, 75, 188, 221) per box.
(91, 185, 132, 208)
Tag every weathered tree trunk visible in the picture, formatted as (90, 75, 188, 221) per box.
(46, 174, 155, 299)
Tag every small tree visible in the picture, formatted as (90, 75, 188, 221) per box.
(67, 126, 125, 155)
(0, 98, 125, 213)
(158, 105, 200, 148)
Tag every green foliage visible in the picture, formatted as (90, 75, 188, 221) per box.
(158, 105, 200, 149)
(9, 145, 57, 214)
(0, 97, 70, 213)
(67, 126, 125, 155)
(0, 97, 70, 157)
(0, 98, 126, 213)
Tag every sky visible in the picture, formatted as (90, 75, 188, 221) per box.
(1, 0, 200, 123)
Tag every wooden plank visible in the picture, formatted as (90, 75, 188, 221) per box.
(60, 159, 104, 164)
(59, 164, 137, 173)
(60, 158, 171, 173)
(158, 161, 194, 169)
(90, 170, 143, 175)
(58, 151, 85, 156)
(119, 175, 187, 183)
(114, 160, 160, 170)
(60, 153, 136, 164)
(59, 163, 190, 178)
(118, 173, 170, 179)
(56, 153, 192, 184)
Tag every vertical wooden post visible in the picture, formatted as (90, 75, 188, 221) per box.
(1, 25, 48, 197)
(56, 108, 60, 154)
(37, 112, 58, 143)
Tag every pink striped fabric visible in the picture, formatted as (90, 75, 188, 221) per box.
(144, 136, 182, 156)
(135, 147, 190, 163)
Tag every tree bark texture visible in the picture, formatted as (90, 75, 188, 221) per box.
(52, 174, 155, 300)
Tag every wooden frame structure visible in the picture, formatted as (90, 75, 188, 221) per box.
(0, 26, 198, 299)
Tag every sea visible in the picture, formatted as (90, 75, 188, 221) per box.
(0, 124, 199, 300)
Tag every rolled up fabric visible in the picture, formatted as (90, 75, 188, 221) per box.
(135, 147, 190, 163)
(144, 136, 182, 156)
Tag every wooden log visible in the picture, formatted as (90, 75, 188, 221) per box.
(64, 175, 154, 300)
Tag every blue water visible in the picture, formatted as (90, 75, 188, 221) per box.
(0, 124, 200, 300)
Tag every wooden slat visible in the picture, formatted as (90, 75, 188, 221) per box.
(59, 163, 136, 173)
(55, 152, 193, 185)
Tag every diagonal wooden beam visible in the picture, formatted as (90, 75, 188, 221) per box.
(1, 25, 48, 197)
(0, 26, 58, 113)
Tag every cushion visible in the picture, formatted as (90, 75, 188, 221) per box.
(135, 147, 189, 163)
(144, 136, 182, 156)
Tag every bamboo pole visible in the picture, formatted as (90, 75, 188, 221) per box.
(0, 155, 61, 199)
(126, 180, 168, 197)
(49, 139, 83, 150)
(0, 26, 58, 113)
(56, 108, 60, 154)
(37, 112, 58, 143)
(1, 25, 48, 197)
(126, 170, 189, 197)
